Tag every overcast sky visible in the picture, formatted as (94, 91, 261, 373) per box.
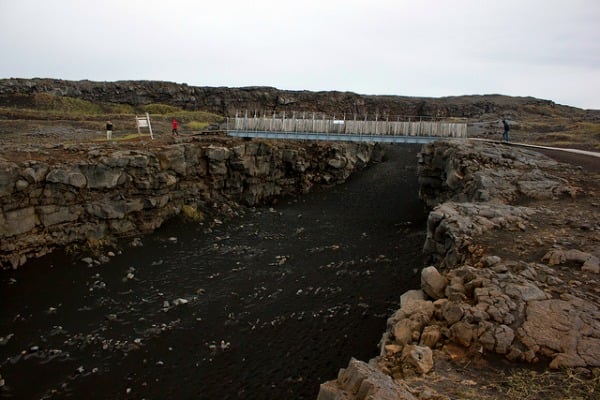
(1, 0, 599, 109)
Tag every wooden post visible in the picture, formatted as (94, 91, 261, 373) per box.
(136, 115, 141, 137)
(146, 112, 154, 140)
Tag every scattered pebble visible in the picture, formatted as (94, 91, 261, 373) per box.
(0, 334, 14, 345)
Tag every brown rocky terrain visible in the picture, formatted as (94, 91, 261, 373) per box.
(319, 140, 600, 399)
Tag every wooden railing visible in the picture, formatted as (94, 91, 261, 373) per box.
(227, 113, 467, 138)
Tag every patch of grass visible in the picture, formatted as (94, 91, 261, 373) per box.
(181, 205, 205, 222)
(0, 96, 225, 128)
(0, 93, 136, 119)
(33, 93, 102, 114)
(186, 121, 210, 130)
(64, 238, 113, 258)
(516, 118, 600, 151)
(142, 103, 181, 114)
(490, 368, 600, 400)
(91, 132, 151, 142)
(86, 238, 111, 253)
(31, 93, 137, 115)
(140, 103, 223, 124)
(171, 110, 224, 123)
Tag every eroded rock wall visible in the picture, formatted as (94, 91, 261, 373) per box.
(0, 139, 377, 269)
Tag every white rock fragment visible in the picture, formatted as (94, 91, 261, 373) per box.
(400, 289, 425, 308)
(421, 266, 447, 299)
(0, 334, 14, 345)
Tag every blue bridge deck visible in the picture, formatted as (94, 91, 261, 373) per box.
(227, 130, 451, 144)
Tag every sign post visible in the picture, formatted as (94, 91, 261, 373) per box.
(135, 112, 154, 140)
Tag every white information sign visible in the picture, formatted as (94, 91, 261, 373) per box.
(135, 112, 154, 139)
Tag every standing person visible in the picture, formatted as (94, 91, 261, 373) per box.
(172, 118, 179, 136)
(502, 119, 510, 142)
(106, 120, 113, 140)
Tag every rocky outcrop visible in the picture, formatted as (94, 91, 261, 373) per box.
(0, 78, 589, 119)
(387, 259, 600, 369)
(417, 139, 580, 208)
(0, 138, 378, 269)
(317, 358, 417, 400)
(417, 140, 582, 269)
(319, 140, 600, 399)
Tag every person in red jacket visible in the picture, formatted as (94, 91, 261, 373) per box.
(172, 118, 179, 136)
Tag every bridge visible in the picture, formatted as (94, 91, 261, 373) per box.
(226, 112, 468, 143)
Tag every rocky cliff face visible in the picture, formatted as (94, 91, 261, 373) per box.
(0, 138, 377, 269)
(318, 140, 600, 399)
(0, 78, 589, 118)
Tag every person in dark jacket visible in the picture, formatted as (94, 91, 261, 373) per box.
(106, 120, 113, 140)
(502, 119, 510, 142)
